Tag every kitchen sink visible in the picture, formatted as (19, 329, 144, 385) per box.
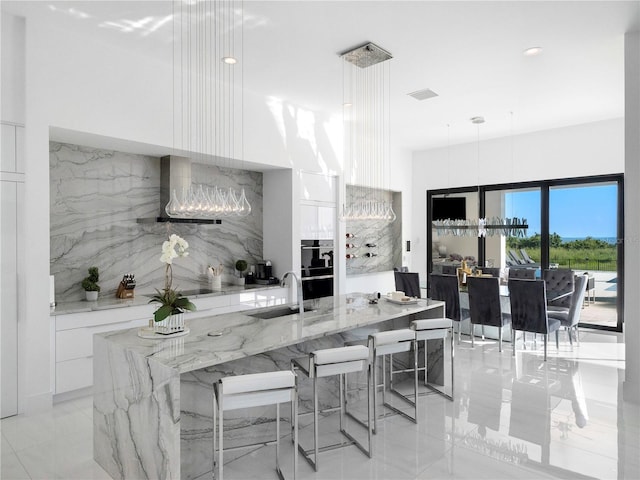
(248, 306, 315, 319)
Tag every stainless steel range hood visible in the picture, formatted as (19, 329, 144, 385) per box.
(137, 155, 222, 225)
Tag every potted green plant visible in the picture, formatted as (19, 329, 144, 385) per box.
(82, 266, 100, 301)
(234, 259, 248, 285)
(148, 234, 196, 333)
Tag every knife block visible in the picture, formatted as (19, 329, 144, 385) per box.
(116, 282, 135, 299)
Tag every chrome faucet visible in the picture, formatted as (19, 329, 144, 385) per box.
(281, 271, 304, 316)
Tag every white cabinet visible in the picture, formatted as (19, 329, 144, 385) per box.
(300, 172, 337, 240)
(300, 204, 336, 240)
(300, 172, 336, 203)
(1, 122, 24, 418)
(51, 287, 288, 396)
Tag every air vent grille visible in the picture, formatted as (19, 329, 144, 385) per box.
(407, 88, 439, 101)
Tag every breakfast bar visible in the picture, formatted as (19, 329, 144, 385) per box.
(93, 294, 446, 480)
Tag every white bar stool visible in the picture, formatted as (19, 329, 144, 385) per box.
(410, 318, 454, 401)
(368, 329, 418, 433)
(291, 345, 372, 472)
(213, 370, 298, 480)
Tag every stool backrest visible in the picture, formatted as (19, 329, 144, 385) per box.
(394, 271, 421, 298)
(508, 279, 550, 334)
(430, 273, 461, 321)
(467, 276, 502, 327)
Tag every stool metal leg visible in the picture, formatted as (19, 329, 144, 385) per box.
(313, 376, 319, 472)
(275, 403, 281, 480)
(212, 389, 217, 479)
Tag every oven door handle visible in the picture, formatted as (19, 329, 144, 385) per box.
(301, 275, 334, 281)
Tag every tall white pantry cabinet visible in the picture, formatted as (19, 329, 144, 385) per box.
(1, 122, 24, 418)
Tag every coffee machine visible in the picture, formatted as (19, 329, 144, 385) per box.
(256, 260, 275, 284)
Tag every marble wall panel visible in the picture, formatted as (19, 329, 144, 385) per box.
(345, 185, 402, 275)
(50, 142, 263, 302)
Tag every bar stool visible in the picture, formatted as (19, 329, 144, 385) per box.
(291, 345, 372, 472)
(410, 318, 454, 400)
(213, 370, 298, 480)
(368, 329, 418, 433)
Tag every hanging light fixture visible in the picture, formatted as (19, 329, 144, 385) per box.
(340, 42, 396, 223)
(165, 0, 251, 219)
(432, 116, 528, 237)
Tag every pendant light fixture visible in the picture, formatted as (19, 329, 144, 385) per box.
(432, 116, 528, 237)
(165, 0, 250, 219)
(340, 42, 396, 223)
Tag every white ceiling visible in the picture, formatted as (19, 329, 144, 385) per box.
(5, 1, 640, 152)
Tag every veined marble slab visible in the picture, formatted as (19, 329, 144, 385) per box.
(94, 294, 446, 479)
(50, 142, 263, 303)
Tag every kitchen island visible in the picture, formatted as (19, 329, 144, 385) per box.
(93, 294, 446, 480)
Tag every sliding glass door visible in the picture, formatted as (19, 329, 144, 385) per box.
(428, 174, 623, 332)
(549, 182, 621, 329)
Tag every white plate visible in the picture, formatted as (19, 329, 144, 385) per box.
(385, 297, 419, 305)
(137, 327, 190, 339)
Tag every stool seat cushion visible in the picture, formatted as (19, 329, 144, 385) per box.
(411, 318, 453, 331)
(370, 328, 414, 346)
(312, 345, 369, 365)
(220, 370, 295, 395)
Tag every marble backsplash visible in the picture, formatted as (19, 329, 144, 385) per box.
(50, 142, 263, 303)
(345, 186, 402, 275)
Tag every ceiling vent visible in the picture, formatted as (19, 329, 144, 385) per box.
(341, 42, 393, 68)
(407, 88, 439, 101)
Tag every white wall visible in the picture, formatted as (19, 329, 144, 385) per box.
(412, 118, 625, 283)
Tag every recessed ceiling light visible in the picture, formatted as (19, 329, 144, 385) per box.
(523, 46, 543, 57)
(470, 116, 485, 124)
(222, 56, 237, 65)
(343, 102, 353, 107)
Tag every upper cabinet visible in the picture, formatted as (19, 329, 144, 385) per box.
(300, 171, 336, 204)
(1, 123, 24, 174)
(300, 172, 336, 240)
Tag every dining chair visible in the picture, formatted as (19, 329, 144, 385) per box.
(508, 279, 561, 361)
(508, 268, 536, 280)
(481, 267, 501, 278)
(467, 276, 511, 352)
(543, 268, 575, 310)
(548, 274, 587, 348)
(430, 273, 469, 344)
(394, 271, 421, 298)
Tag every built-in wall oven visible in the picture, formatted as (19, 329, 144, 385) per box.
(301, 240, 334, 300)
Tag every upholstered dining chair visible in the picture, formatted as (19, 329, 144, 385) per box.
(508, 279, 561, 361)
(548, 274, 587, 348)
(430, 274, 469, 344)
(467, 276, 511, 352)
(543, 268, 575, 311)
(508, 268, 536, 280)
(394, 271, 421, 298)
(480, 267, 501, 278)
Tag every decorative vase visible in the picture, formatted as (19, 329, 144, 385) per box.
(209, 274, 222, 289)
(85, 290, 98, 301)
(234, 276, 245, 286)
(154, 313, 185, 335)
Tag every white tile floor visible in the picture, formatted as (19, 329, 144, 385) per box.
(2, 330, 638, 480)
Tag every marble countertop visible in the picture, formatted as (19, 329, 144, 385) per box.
(51, 283, 282, 316)
(97, 294, 445, 374)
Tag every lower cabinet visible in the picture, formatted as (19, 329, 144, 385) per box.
(52, 287, 288, 396)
